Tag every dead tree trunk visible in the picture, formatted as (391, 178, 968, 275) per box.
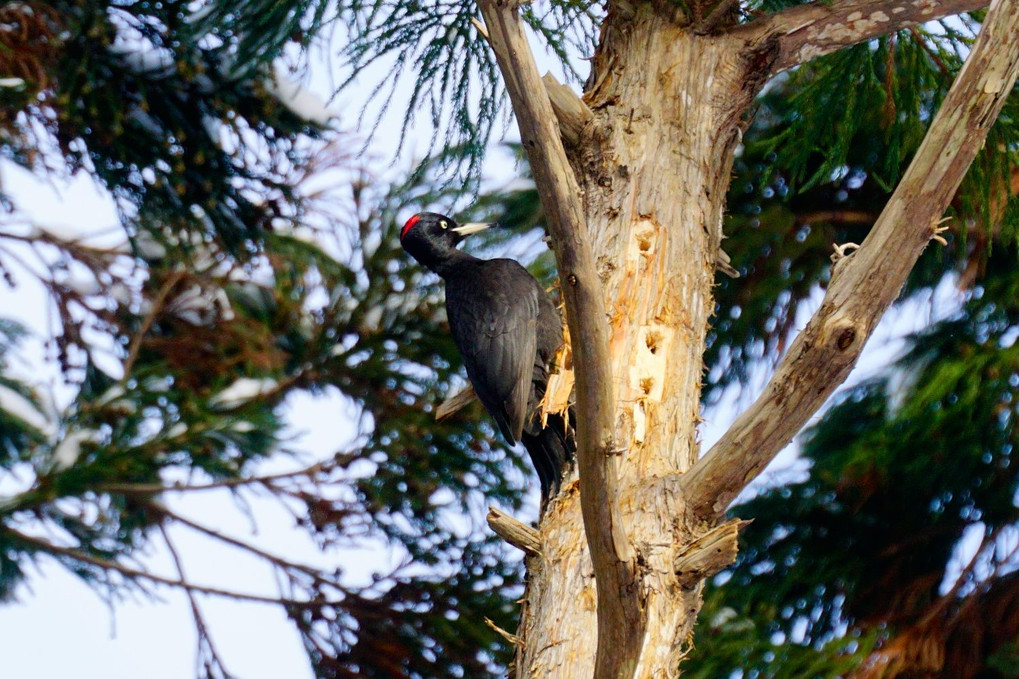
(476, 0, 1019, 676)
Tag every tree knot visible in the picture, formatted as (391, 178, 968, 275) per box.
(824, 315, 863, 354)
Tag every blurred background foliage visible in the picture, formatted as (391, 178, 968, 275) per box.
(0, 1, 1016, 678)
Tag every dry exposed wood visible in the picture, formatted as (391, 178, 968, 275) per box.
(694, 0, 741, 34)
(736, 0, 990, 73)
(487, 506, 542, 556)
(498, 7, 781, 675)
(485, 617, 525, 647)
(470, 0, 1018, 676)
(673, 519, 749, 589)
(682, 0, 1019, 521)
(542, 73, 594, 149)
(475, 1, 642, 677)
(715, 247, 740, 278)
(539, 337, 574, 424)
(435, 384, 476, 420)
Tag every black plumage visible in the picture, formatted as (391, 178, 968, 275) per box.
(400, 212, 574, 498)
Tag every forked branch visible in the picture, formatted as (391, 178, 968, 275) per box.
(684, 0, 1019, 520)
(474, 1, 641, 676)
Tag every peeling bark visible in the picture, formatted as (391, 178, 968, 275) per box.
(737, 0, 990, 72)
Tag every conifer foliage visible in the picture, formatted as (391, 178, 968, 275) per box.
(0, 2, 529, 676)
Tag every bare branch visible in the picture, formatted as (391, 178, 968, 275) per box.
(736, 0, 990, 74)
(674, 519, 750, 588)
(160, 523, 237, 679)
(715, 247, 740, 278)
(156, 502, 325, 578)
(541, 73, 594, 149)
(485, 617, 525, 646)
(475, 0, 640, 676)
(435, 385, 477, 420)
(96, 458, 338, 495)
(683, 0, 1019, 520)
(487, 506, 542, 556)
(121, 269, 185, 380)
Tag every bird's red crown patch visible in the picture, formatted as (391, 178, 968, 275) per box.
(400, 214, 420, 241)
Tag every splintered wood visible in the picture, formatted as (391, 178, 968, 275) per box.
(609, 216, 677, 444)
(539, 324, 575, 427)
(674, 518, 750, 589)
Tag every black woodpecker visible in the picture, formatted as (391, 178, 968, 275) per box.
(400, 212, 574, 499)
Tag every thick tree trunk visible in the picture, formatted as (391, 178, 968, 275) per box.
(513, 10, 764, 676)
(475, 0, 1016, 676)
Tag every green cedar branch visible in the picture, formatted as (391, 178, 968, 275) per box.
(95, 458, 341, 495)
(474, 1, 641, 677)
(683, 0, 1019, 520)
(736, 0, 990, 73)
(5, 526, 328, 607)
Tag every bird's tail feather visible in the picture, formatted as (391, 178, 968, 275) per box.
(521, 408, 575, 501)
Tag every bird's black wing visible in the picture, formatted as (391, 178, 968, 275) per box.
(445, 259, 539, 444)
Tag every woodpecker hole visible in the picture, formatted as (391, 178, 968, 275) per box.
(635, 231, 653, 254)
(640, 377, 655, 394)
(597, 256, 617, 279)
(836, 327, 856, 350)
(568, 273, 578, 286)
(645, 330, 662, 354)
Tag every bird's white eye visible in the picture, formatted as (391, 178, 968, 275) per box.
(440, 220, 448, 229)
